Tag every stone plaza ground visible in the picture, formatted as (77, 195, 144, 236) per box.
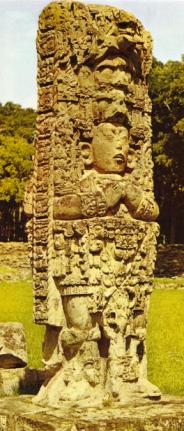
(1, 395, 184, 431)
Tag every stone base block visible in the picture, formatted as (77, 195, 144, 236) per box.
(1, 395, 184, 431)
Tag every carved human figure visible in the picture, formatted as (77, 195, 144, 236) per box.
(54, 122, 158, 222)
(35, 122, 160, 406)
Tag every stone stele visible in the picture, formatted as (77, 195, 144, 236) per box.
(28, 0, 161, 407)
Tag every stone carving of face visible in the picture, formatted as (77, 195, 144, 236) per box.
(81, 123, 129, 174)
(92, 123, 129, 173)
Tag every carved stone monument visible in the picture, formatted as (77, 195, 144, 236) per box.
(31, 0, 160, 407)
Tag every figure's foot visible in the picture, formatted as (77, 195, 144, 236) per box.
(32, 368, 67, 407)
(33, 355, 102, 407)
(105, 376, 134, 404)
(137, 377, 161, 400)
(105, 375, 161, 403)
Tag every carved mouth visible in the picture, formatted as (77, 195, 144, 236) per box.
(114, 154, 125, 164)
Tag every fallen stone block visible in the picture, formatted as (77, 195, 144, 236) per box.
(0, 367, 48, 396)
(0, 322, 27, 368)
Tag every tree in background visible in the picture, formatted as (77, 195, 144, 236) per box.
(0, 102, 36, 240)
(150, 57, 184, 243)
(0, 102, 36, 142)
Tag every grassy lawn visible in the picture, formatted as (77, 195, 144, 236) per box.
(1, 277, 184, 396)
(154, 277, 184, 288)
(0, 280, 44, 368)
(148, 287, 184, 396)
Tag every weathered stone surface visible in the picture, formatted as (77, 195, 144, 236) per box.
(25, 0, 160, 406)
(1, 396, 184, 431)
(0, 323, 27, 368)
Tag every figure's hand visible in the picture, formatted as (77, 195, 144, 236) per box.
(125, 185, 159, 221)
(103, 180, 126, 209)
(125, 184, 142, 212)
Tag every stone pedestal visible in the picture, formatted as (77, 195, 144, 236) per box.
(0, 396, 184, 431)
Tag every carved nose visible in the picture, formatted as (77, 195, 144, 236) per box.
(116, 143, 123, 150)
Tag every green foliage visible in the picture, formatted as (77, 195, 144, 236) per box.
(150, 58, 184, 242)
(0, 102, 36, 143)
(174, 117, 184, 137)
(0, 134, 34, 203)
(0, 102, 36, 240)
(0, 102, 36, 202)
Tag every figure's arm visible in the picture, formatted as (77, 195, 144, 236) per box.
(124, 185, 159, 221)
(53, 192, 108, 220)
(53, 195, 82, 219)
(53, 177, 129, 220)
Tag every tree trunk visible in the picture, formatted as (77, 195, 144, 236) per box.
(0, 201, 25, 241)
(170, 208, 176, 243)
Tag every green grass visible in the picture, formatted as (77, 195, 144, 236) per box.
(154, 277, 184, 288)
(148, 288, 184, 396)
(0, 280, 44, 368)
(0, 265, 17, 274)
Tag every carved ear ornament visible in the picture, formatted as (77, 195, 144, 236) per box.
(127, 150, 137, 170)
(80, 142, 94, 166)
